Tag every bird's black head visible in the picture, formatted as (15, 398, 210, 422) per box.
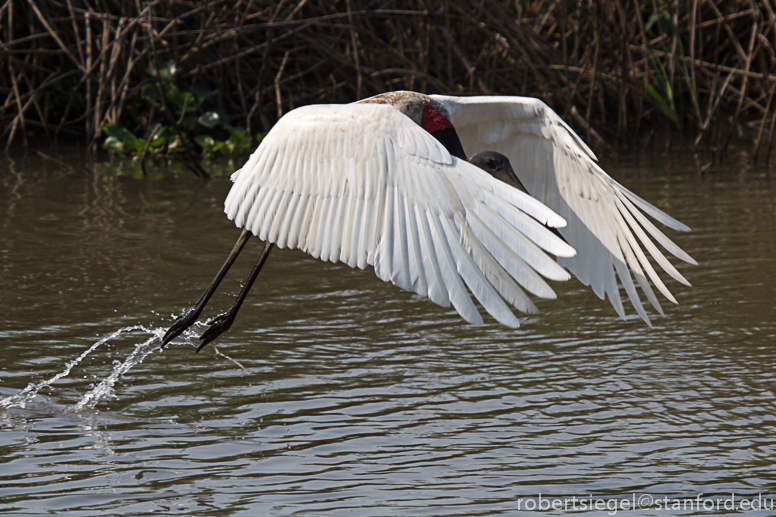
(470, 151, 568, 245)
(469, 151, 528, 194)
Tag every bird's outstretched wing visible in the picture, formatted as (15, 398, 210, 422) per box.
(225, 103, 575, 327)
(432, 95, 697, 325)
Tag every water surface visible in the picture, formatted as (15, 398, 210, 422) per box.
(1, 149, 775, 515)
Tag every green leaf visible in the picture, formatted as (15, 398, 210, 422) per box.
(182, 117, 197, 132)
(675, 37, 700, 120)
(174, 91, 196, 111)
(216, 126, 257, 155)
(146, 123, 163, 138)
(165, 85, 193, 112)
(142, 83, 158, 104)
(124, 102, 139, 122)
(196, 134, 216, 152)
(696, 71, 734, 143)
(120, 128, 137, 143)
(102, 123, 124, 139)
(168, 135, 183, 152)
(147, 60, 179, 80)
(215, 109, 229, 124)
(131, 139, 146, 154)
(644, 83, 678, 123)
(198, 111, 224, 128)
(103, 136, 124, 153)
(227, 125, 247, 139)
(192, 84, 214, 103)
(644, 44, 677, 123)
(150, 133, 167, 148)
(645, 11, 673, 37)
(658, 11, 674, 38)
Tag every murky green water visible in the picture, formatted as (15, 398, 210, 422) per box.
(1, 149, 775, 515)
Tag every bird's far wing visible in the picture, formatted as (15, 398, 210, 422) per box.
(224, 102, 575, 327)
(432, 94, 697, 325)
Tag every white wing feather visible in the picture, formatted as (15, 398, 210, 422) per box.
(433, 94, 696, 324)
(224, 103, 575, 327)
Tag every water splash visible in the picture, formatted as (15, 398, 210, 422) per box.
(1, 323, 204, 411)
(1, 325, 144, 409)
(69, 327, 164, 411)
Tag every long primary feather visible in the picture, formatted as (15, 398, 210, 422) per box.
(434, 94, 696, 323)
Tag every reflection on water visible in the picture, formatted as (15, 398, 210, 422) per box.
(1, 149, 775, 515)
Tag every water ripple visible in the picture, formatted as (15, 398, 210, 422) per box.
(2, 153, 776, 514)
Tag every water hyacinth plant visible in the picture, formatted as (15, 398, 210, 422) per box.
(101, 60, 263, 176)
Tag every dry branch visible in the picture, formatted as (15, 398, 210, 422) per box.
(1, 0, 773, 159)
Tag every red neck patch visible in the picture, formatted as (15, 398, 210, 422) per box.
(421, 103, 455, 133)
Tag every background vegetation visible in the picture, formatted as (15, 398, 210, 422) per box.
(1, 0, 774, 175)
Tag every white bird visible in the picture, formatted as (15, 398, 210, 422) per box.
(161, 91, 695, 350)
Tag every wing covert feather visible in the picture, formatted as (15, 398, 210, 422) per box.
(224, 102, 573, 326)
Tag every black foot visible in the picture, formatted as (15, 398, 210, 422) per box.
(197, 312, 235, 352)
(161, 307, 200, 348)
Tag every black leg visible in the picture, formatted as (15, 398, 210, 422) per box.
(197, 240, 274, 352)
(161, 229, 252, 348)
